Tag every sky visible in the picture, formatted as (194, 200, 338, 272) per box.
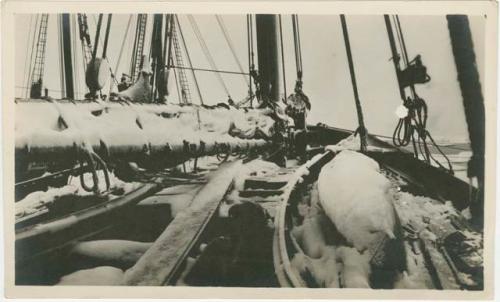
(15, 14, 485, 141)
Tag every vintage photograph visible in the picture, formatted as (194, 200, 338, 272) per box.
(8, 8, 490, 296)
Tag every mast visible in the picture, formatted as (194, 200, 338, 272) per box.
(446, 15, 485, 224)
(130, 14, 148, 82)
(150, 14, 164, 102)
(255, 15, 280, 104)
(60, 14, 74, 99)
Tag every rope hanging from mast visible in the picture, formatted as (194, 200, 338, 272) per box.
(384, 15, 453, 173)
(215, 15, 249, 87)
(246, 14, 257, 106)
(110, 15, 133, 93)
(23, 15, 36, 98)
(285, 14, 311, 131)
(175, 15, 204, 106)
(339, 14, 367, 152)
(291, 15, 303, 85)
(187, 15, 231, 98)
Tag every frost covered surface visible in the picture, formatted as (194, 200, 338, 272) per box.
(222, 159, 286, 218)
(290, 213, 373, 288)
(16, 102, 274, 151)
(318, 150, 396, 251)
(393, 190, 483, 287)
(16, 171, 141, 219)
(291, 247, 339, 288)
(325, 134, 393, 153)
(393, 192, 459, 231)
(232, 159, 281, 191)
(57, 266, 124, 285)
(70, 240, 152, 269)
(289, 147, 480, 289)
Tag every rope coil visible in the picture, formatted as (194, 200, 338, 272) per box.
(385, 15, 453, 173)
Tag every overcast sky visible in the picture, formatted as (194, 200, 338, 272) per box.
(15, 14, 485, 141)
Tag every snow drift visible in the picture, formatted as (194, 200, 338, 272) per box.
(317, 150, 396, 252)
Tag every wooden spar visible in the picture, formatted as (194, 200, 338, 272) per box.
(446, 15, 485, 223)
(16, 137, 268, 175)
(340, 15, 367, 152)
(166, 14, 174, 69)
(123, 160, 243, 285)
(383, 15, 405, 100)
(14, 100, 273, 176)
(256, 15, 280, 103)
(102, 14, 113, 59)
(61, 14, 74, 99)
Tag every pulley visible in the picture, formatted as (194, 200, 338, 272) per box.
(398, 55, 431, 88)
(85, 58, 111, 94)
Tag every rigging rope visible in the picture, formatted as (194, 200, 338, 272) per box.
(110, 15, 133, 92)
(247, 14, 256, 106)
(291, 15, 303, 82)
(23, 15, 35, 98)
(215, 15, 249, 86)
(187, 15, 231, 97)
(91, 15, 118, 86)
(172, 63, 183, 104)
(339, 15, 368, 152)
(384, 15, 453, 173)
(26, 15, 40, 98)
(175, 15, 204, 107)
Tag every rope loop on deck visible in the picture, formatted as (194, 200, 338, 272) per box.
(73, 143, 112, 194)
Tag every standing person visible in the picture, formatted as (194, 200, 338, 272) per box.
(286, 80, 311, 162)
(286, 80, 311, 130)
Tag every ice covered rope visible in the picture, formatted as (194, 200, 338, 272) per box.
(318, 150, 396, 252)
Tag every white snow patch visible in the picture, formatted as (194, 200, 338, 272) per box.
(394, 271, 423, 289)
(291, 246, 340, 288)
(57, 266, 124, 285)
(325, 134, 391, 153)
(233, 159, 281, 191)
(16, 170, 141, 219)
(336, 246, 371, 288)
(291, 214, 327, 259)
(318, 150, 396, 251)
(393, 191, 460, 231)
(16, 102, 275, 152)
(70, 240, 152, 268)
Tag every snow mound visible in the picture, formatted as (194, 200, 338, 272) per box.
(16, 102, 275, 152)
(57, 266, 124, 285)
(291, 214, 327, 259)
(336, 246, 371, 288)
(393, 192, 458, 230)
(318, 150, 396, 251)
(291, 246, 340, 288)
(325, 134, 391, 153)
(16, 171, 141, 219)
(70, 240, 152, 269)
